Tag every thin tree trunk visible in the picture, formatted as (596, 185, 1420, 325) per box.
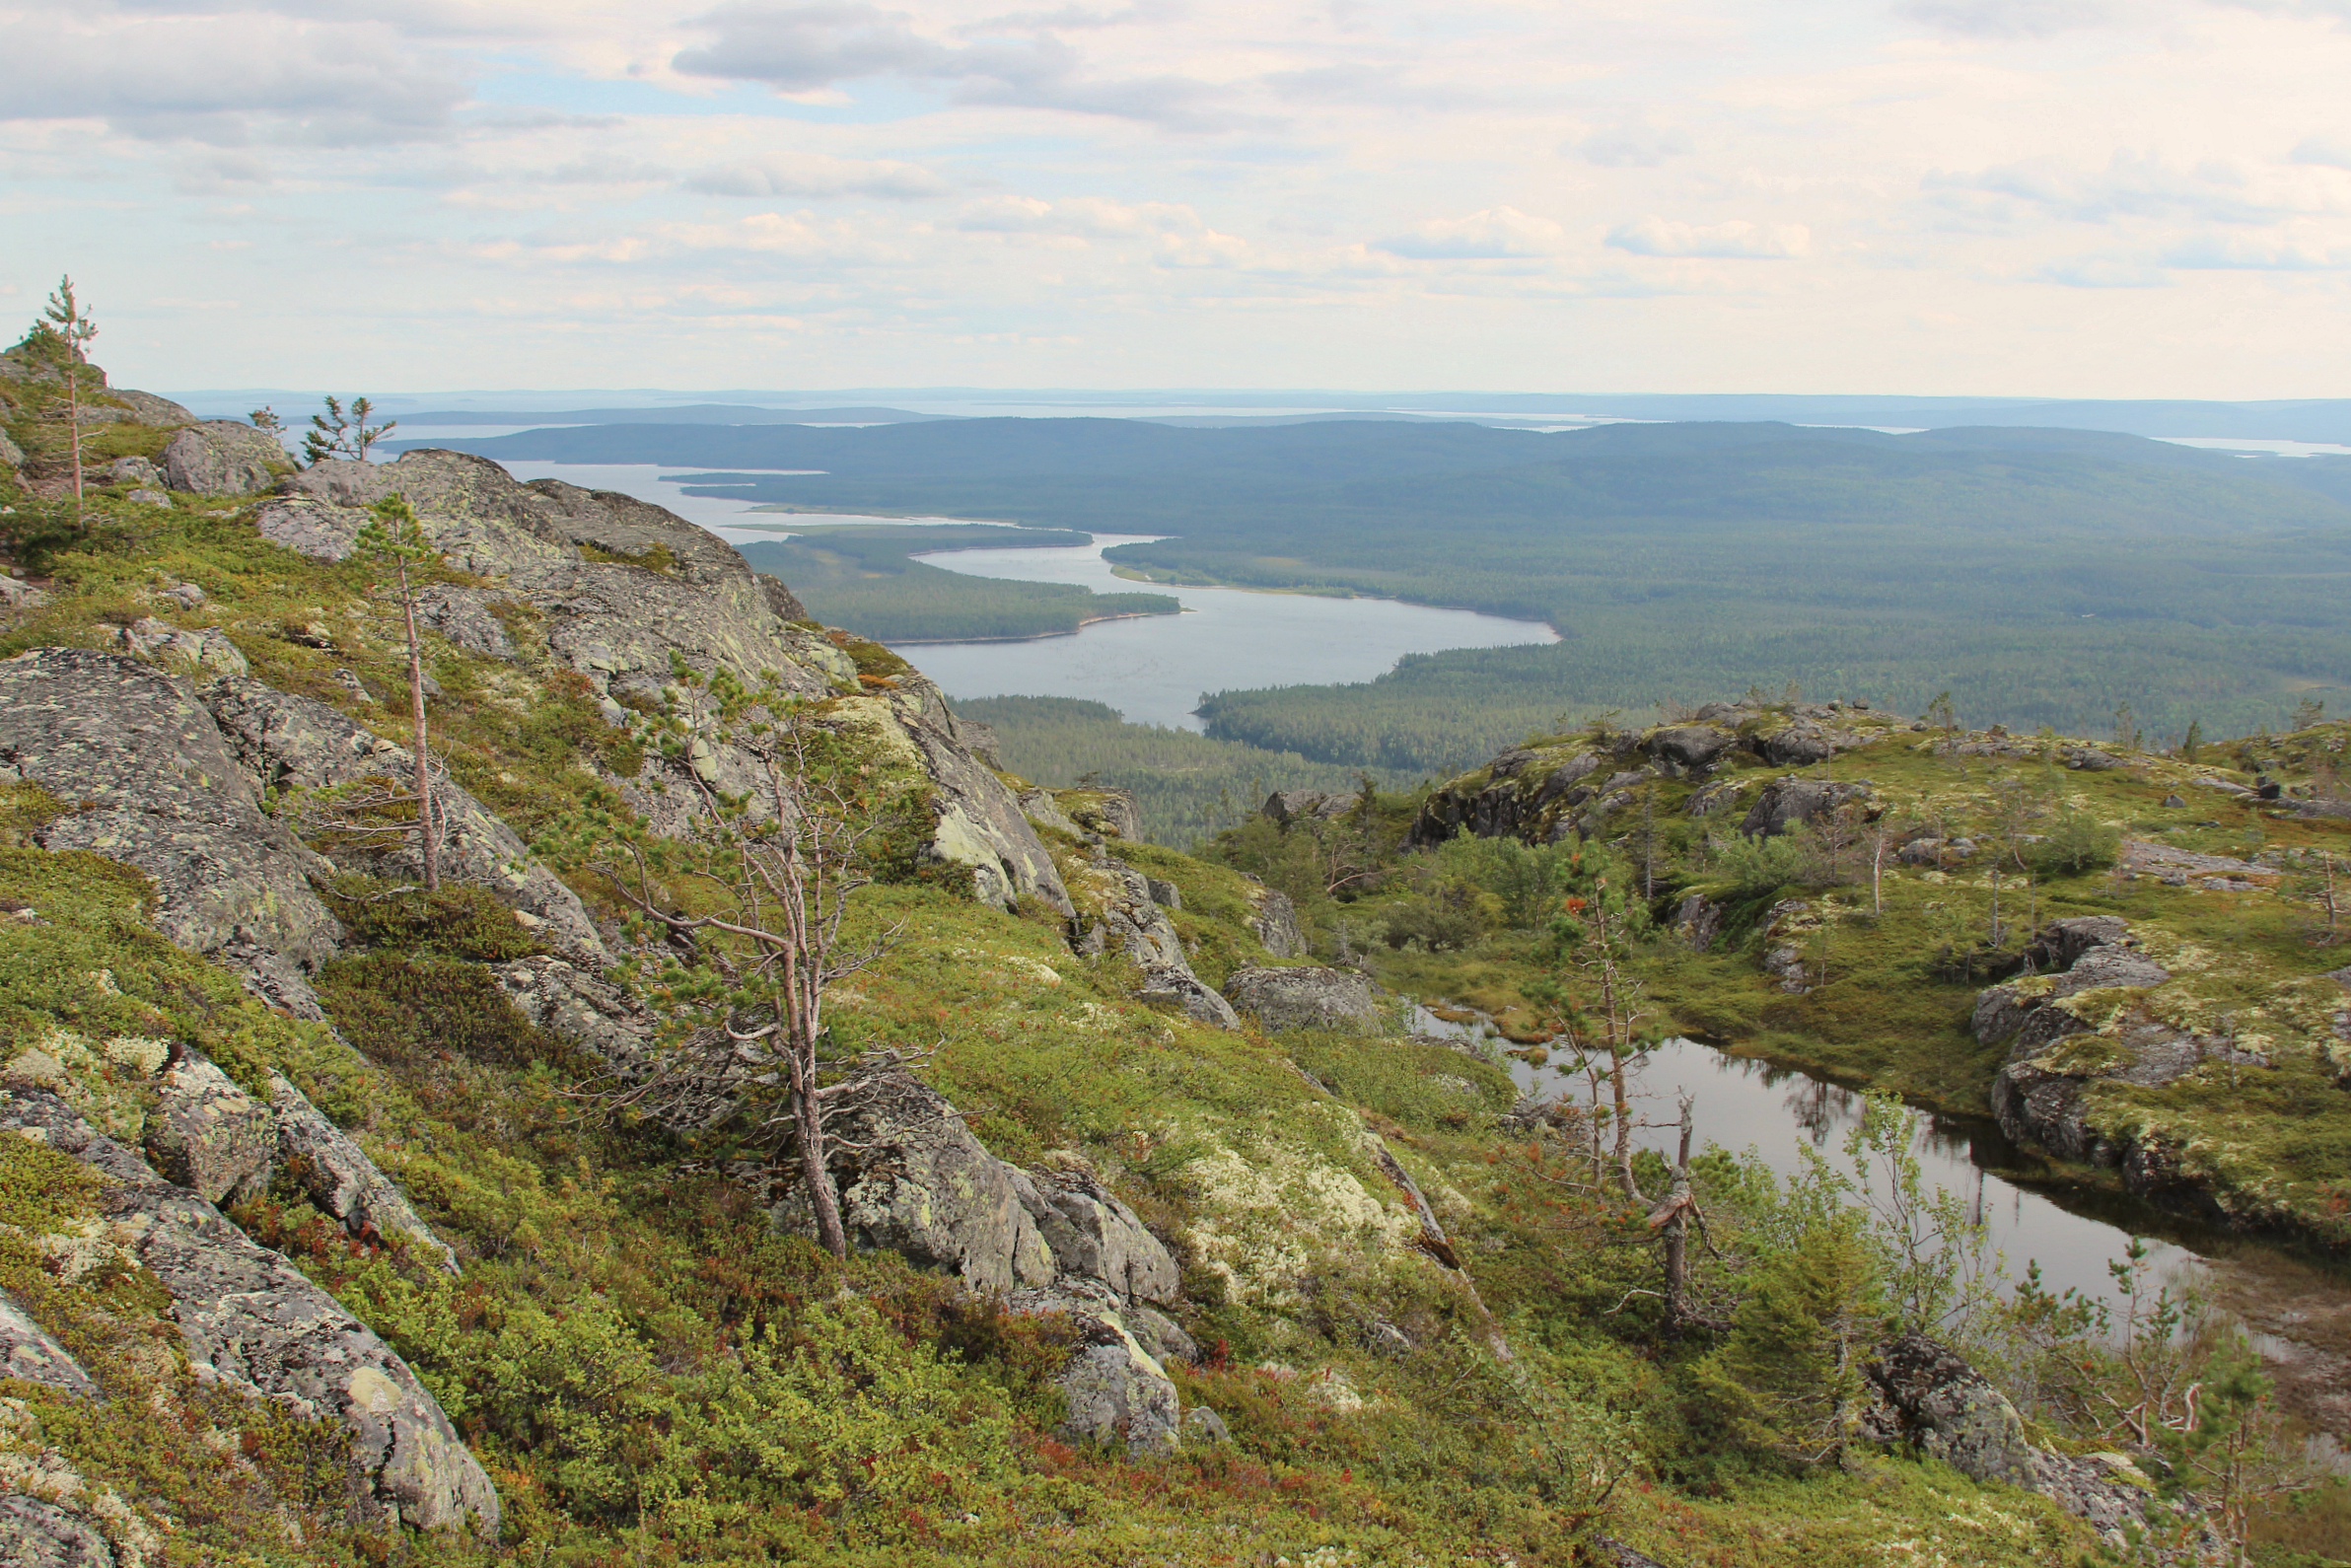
(66, 369, 84, 527)
(795, 1072, 848, 1259)
(1660, 1100, 1694, 1331)
(397, 560, 438, 891)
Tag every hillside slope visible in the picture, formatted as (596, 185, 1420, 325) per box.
(1, 348, 2335, 1565)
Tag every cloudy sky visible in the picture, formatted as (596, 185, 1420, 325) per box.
(3, 0, 2348, 395)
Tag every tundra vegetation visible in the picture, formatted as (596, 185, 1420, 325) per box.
(0, 331, 2346, 1568)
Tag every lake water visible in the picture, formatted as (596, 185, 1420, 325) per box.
(885, 533, 1558, 731)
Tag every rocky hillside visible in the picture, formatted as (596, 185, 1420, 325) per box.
(0, 343, 2334, 1566)
(1355, 693, 2351, 1244)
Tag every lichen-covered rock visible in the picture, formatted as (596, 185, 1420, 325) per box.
(1866, 1333, 2223, 1561)
(1739, 776, 1871, 838)
(107, 390, 195, 427)
(1007, 1168, 1181, 1305)
(890, 677, 1072, 914)
(1245, 886, 1303, 958)
(0, 648, 340, 1016)
(0, 428, 26, 472)
(0, 1091, 498, 1535)
(1059, 788, 1141, 841)
(1222, 964, 1385, 1033)
(769, 1069, 1056, 1294)
(142, 1049, 274, 1205)
(268, 1072, 458, 1274)
(0, 1496, 117, 1568)
(1262, 789, 1352, 826)
(0, 1289, 101, 1400)
(200, 677, 607, 964)
(1067, 856, 1237, 1027)
(159, 422, 282, 496)
(114, 617, 248, 678)
(1052, 1315, 1181, 1456)
(1864, 1332, 2036, 1485)
(1019, 787, 1084, 838)
(410, 586, 519, 661)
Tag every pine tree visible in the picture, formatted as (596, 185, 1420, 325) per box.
(40, 277, 99, 527)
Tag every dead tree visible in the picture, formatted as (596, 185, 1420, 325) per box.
(573, 709, 907, 1260)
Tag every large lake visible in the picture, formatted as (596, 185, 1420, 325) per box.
(884, 533, 1556, 731)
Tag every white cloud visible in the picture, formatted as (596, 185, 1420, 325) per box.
(684, 151, 952, 198)
(1605, 216, 1811, 258)
(672, 2, 1236, 128)
(0, 12, 468, 144)
(1375, 207, 1563, 259)
(2164, 235, 2346, 268)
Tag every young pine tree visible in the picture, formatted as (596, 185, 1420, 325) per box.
(353, 495, 442, 890)
(40, 277, 99, 526)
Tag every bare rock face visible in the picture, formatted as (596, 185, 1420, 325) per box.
(0, 1289, 101, 1400)
(770, 1070, 1057, 1294)
(0, 648, 341, 1017)
(0, 1091, 499, 1536)
(107, 389, 195, 427)
(251, 451, 1066, 917)
(160, 422, 283, 496)
(199, 677, 608, 966)
(1222, 964, 1385, 1033)
(143, 1050, 275, 1205)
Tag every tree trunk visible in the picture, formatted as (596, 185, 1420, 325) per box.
(795, 1070, 848, 1259)
(65, 368, 84, 526)
(1660, 1100, 1695, 1332)
(397, 561, 438, 891)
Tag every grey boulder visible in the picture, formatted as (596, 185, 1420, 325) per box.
(1008, 1168, 1181, 1306)
(0, 1091, 499, 1535)
(269, 1072, 459, 1273)
(1052, 1315, 1181, 1457)
(1068, 856, 1238, 1028)
(1739, 777, 1871, 838)
(160, 422, 284, 496)
(1644, 724, 1736, 772)
(143, 1049, 275, 1205)
(1223, 964, 1385, 1033)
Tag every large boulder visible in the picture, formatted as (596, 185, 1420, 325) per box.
(1739, 777, 1870, 838)
(1052, 1315, 1181, 1456)
(1008, 1168, 1181, 1306)
(108, 389, 195, 427)
(142, 1049, 275, 1205)
(1223, 964, 1385, 1033)
(1866, 1333, 2222, 1558)
(770, 1070, 1056, 1294)
(1644, 724, 1735, 772)
(0, 1091, 499, 1535)
(160, 422, 283, 496)
(0, 648, 341, 1016)
(1067, 856, 1237, 1028)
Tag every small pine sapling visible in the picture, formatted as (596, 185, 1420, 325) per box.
(40, 277, 99, 526)
(304, 395, 397, 465)
(353, 494, 442, 890)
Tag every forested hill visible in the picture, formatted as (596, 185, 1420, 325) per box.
(413, 416, 2351, 766)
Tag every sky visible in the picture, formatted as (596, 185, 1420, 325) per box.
(3, 0, 2350, 397)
